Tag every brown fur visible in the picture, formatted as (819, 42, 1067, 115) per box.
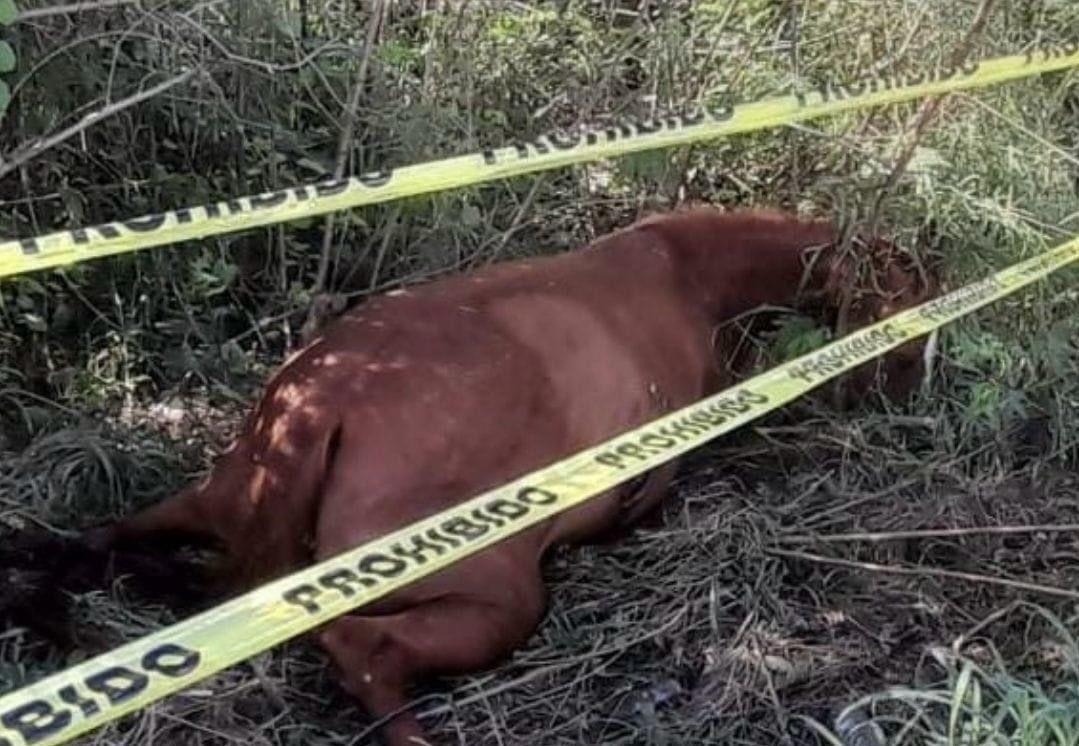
(36, 207, 937, 745)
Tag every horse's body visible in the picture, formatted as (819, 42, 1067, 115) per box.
(66, 207, 935, 744)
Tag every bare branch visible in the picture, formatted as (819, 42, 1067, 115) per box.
(16, 0, 138, 22)
(0, 69, 197, 181)
(169, 11, 358, 75)
(870, 0, 998, 225)
(303, 0, 385, 342)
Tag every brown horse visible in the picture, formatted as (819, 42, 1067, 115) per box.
(48, 207, 937, 745)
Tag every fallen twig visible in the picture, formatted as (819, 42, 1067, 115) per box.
(778, 524, 1079, 545)
(769, 547, 1079, 601)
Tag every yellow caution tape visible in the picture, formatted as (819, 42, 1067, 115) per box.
(0, 228, 1077, 745)
(1, 41, 1077, 279)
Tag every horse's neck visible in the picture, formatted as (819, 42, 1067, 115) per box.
(644, 212, 840, 320)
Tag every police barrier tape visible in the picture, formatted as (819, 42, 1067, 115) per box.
(1, 232, 1078, 746)
(1, 41, 1078, 280)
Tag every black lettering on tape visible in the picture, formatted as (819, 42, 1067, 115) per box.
(426, 527, 460, 548)
(712, 399, 746, 416)
(680, 109, 705, 126)
(441, 517, 489, 541)
(482, 149, 497, 165)
(204, 200, 245, 218)
(357, 553, 408, 579)
(19, 239, 40, 255)
(249, 190, 289, 209)
(319, 568, 375, 597)
(85, 667, 149, 705)
(175, 209, 194, 224)
(292, 186, 313, 201)
(1039, 44, 1061, 61)
(615, 443, 649, 461)
(142, 645, 201, 689)
(605, 122, 635, 142)
(694, 407, 728, 427)
(1, 701, 72, 744)
(737, 389, 769, 405)
(358, 169, 393, 188)
(517, 487, 557, 506)
(471, 507, 505, 529)
(787, 360, 817, 383)
(710, 400, 741, 418)
(58, 685, 100, 718)
(391, 534, 448, 564)
(314, 179, 350, 198)
(512, 142, 530, 160)
(633, 117, 663, 134)
(70, 223, 121, 245)
(657, 418, 703, 441)
(721, 396, 752, 415)
(881, 323, 906, 343)
(843, 80, 867, 97)
(707, 103, 734, 121)
(282, 584, 324, 614)
(548, 132, 581, 150)
(585, 130, 600, 146)
(698, 404, 727, 424)
(124, 214, 167, 233)
(641, 433, 678, 449)
(595, 452, 625, 470)
(485, 498, 529, 520)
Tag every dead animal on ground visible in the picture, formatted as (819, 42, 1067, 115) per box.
(3, 206, 940, 746)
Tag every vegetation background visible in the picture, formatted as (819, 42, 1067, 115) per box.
(1, 0, 1078, 743)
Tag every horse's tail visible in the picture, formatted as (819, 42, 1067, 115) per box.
(0, 515, 220, 654)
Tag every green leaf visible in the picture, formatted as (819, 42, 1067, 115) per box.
(0, 0, 15, 26)
(770, 316, 830, 359)
(0, 79, 8, 116)
(0, 41, 13, 72)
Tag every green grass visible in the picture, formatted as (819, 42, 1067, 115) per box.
(803, 607, 1079, 745)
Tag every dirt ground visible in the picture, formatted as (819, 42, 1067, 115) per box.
(2, 381, 1077, 746)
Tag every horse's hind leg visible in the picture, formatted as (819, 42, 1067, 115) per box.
(318, 587, 547, 746)
(82, 482, 210, 551)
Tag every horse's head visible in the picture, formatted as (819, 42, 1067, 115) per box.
(813, 234, 941, 405)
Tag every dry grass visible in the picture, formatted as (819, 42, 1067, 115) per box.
(2, 391, 1078, 745)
